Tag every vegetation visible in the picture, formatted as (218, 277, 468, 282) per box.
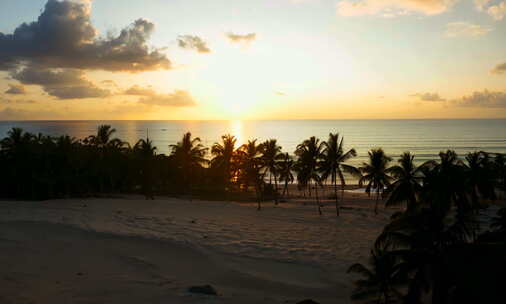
(359, 148, 393, 214)
(0, 126, 359, 214)
(320, 133, 359, 216)
(349, 150, 506, 304)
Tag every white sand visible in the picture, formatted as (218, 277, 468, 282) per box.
(0, 194, 394, 303)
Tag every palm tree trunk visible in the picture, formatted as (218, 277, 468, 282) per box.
(315, 181, 322, 215)
(255, 184, 261, 211)
(334, 178, 339, 217)
(374, 188, 380, 215)
(188, 166, 193, 202)
(341, 183, 345, 215)
(274, 174, 279, 205)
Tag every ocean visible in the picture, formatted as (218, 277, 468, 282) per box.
(0, 119, 505, 166)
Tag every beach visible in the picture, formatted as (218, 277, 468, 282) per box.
(0, 191, 399, 304)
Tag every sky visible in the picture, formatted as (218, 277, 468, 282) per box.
(0, 0, 505, 120)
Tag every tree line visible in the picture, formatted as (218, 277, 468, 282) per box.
(0, 125, 505, 209)
(347, 149, 506, 304)
(0, 125, 361, 212)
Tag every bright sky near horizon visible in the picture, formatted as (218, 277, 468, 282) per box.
(0, 0, 505, 120)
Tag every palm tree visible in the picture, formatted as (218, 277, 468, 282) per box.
(170, 132, 208, 198)
(260, 139, 283, 204)
(384, 152, 423, 211)
(295, 136, 324, 215)
(320, 133, 359, 216)
(86, 125, 117, 148)
(278, 152, 294, 198)
(419, 150, 471, 215)
(134, 138, 157, 199)
(0, 127, 33, 152)
(1, 128, 36, 197)
(54, 135, 80, 196)
(493, 154, 506, 194)
(490, 207, 506, 234)
(237, 139, 264, 210)
(359, 148, 392, 215)
(464, 151, 496, 207)
(211, 134, 237, 191)
(347, 247, 406, 304)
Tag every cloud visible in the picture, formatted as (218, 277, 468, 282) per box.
(475, 0, 506, 20)
(124, 85, 157, 96)
(453, 90, 506, 107)
(138, 90, 196, 107)
(444, 22, 492, 37)
(474, 0, 492, 10)
(0, 0, 170, 72)
(5, 83, 26, 95)
(177, 35, 211, 53)
(411, 92, 446, 102)
(336, 0, 458, 17)
(0, 107, 64, 120)
(101, 80, 118, 87)
(491, 62, 506, 74)
(124, 85, 196, 107)
(0, 99, 36, 104)
(226, 32, 257, 43)
(488, 1, 506, 19)
(11, 65, 110, 99)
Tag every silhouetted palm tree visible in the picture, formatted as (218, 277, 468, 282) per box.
(359, 148, 392, 215)
(86, 125, 117, 148)
(464, 151, 496, 208)
(320, 133, 359, 216)
(419, 150, 471, 215)
(134, 138, 157, 199)
(384, 152, 423, 211)
(237, 139, 264, 210)
(295, 136, 324, 215)
(211, 134, 237, 191)
(348, 247, 406, 304)
(260, 139, 283, 204)
(278, 152, 294, 198)
(493, 154, 506, 194)
(170, 132, 208, 198)
(490, 207, 506, 234)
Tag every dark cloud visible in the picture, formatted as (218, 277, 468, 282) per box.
(226, 32, 256, 43)
(491, 62, 506, 74)
(177, 35, 211, 53)
(454, 90, 506, 108)
(138, 90, 196, 107)
(11, 65, 110, 99)
(411, 92, 446, 102)
(0, 0, 170, 72)
(5, 83, 26, 94)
